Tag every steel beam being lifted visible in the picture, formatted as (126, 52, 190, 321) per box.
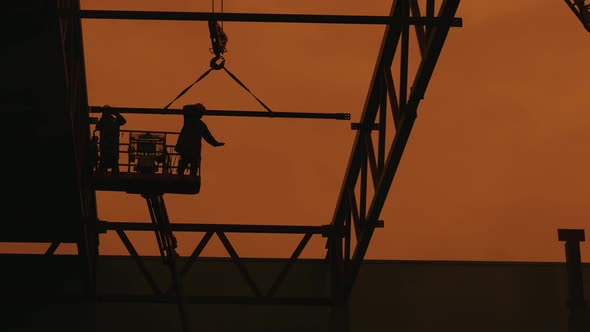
(61, 9, 462, 27)
(88, 106, 351, 120)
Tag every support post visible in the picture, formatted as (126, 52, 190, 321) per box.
(558, 228, 590, 332)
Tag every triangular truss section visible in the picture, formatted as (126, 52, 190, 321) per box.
(326, 0, 462, 301)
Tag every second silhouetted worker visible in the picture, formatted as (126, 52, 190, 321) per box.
(175, 103, 225, 176)
(96, 106, 126, 174)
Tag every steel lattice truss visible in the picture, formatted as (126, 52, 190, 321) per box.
(326, 0, 461, 302)
(564, 0, 590, 31)
(26, 0, 590, 330)
(52, 0, 463, 331)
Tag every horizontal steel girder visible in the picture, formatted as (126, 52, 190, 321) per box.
(89, 106, 350, 120)
(101, 220, 331, 235)
(100, 295, 333, 305)
(60, 9, 462, 26)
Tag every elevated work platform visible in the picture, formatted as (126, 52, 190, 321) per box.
(89, 129, 201, 195)
(90, 172, 201, 194)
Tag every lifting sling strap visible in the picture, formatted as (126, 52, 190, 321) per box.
(163, 61, 274, 114)
(163, 19, 274, 114)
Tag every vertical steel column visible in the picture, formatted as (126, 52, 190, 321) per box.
(57, 0, 99, 297)
(378, 75, 387, 174)
(558, 228, 590, 332)
(399, 1, 410, 116)
(345, 203, 351, 263)
(329, 227, 345, 302)
(328, 200, 346, 332)
(359, 142, 368, 233)
(558, 229, 587, 310)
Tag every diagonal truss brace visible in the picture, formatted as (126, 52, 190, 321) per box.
(103, 220, 332, 305)
(326, 0, 461, 300)
(563, 0, 590, 32)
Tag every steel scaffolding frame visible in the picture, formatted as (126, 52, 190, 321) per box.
(13, 0, 590, 330)
(56, 0, 99, 296)
(51, 1, 463, 331)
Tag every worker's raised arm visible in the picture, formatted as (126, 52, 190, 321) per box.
(201, 122, 225, 147)
(115, 112, 127, 126)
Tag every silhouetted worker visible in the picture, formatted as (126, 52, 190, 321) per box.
(96, 106, 126, 174)
(175, 103, 225, 175)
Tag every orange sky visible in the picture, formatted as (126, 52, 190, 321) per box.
(7, 0, 590, 262)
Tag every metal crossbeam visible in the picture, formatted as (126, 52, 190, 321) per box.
(11, 293, 333, 306)
(61, 9, 462, 26)
(88, 106, 350, 120)
(96, 295, 333, 305)
(102, 221, 330, 235)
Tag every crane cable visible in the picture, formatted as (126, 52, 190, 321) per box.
(163, 0, 273, 113)
(212, 0, 224, 29)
